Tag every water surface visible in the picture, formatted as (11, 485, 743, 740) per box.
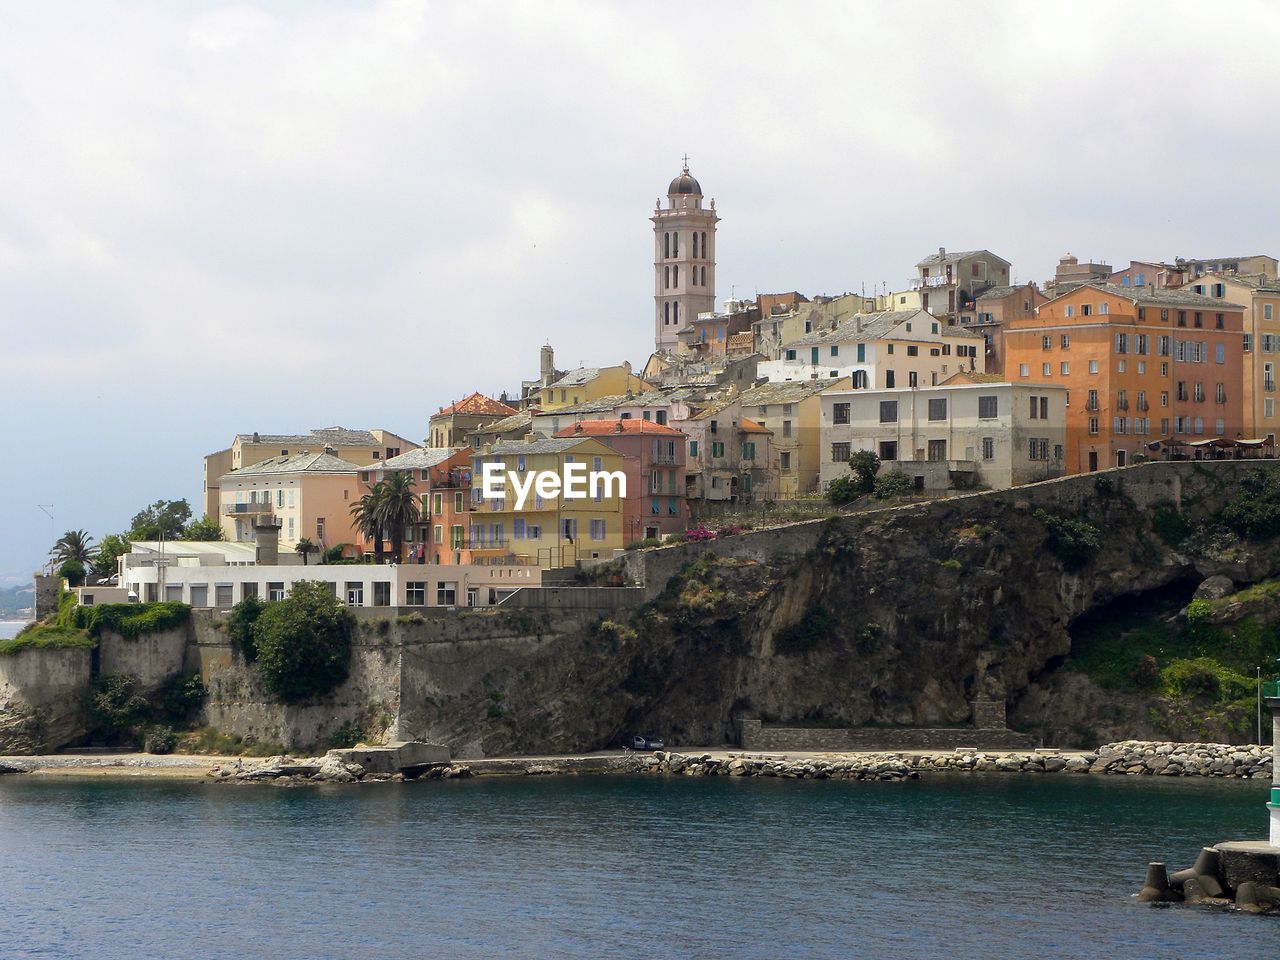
(0, 772, 1272, 959)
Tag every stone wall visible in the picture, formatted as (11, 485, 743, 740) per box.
(498, 587, 645, 611)
(739, 719, 1035, 752)
(0, 646, 92, 752)
(98, 626, 188, 694)
(33, 575, 60, 621)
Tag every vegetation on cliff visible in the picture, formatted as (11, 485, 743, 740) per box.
(253, 580, 355, 703)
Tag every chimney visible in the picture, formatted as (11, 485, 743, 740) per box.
(323, 445, 336, 455)
(253, 431, 260, 442)
(614, 421, 624, 433)
(252, 514, 282, 566)
(939, 247, 946, 260)
(540, 344, 555, 386)
(574, 423, 583, 434)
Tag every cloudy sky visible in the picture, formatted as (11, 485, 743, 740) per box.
(2, 0, 1278, 584)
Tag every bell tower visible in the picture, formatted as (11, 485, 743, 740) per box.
(652, 157, 719, 353)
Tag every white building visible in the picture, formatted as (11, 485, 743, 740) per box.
(819, 374, 1068, 491)
(758, 309, 984, 387)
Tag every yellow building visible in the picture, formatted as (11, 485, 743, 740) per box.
(535, 364, 653, 412)
(203, 427, 417, 519)
(219, 451, 362, 554)
(469, 437, 626, 567)
(1184, 274, 1280, 439)
(737, 377, 852, 497)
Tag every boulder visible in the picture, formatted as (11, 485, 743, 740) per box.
(1193, 575, 1234, 601)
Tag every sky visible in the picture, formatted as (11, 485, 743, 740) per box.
(3, 0, 1280, 583)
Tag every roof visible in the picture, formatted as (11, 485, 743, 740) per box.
(378, 448, 466, 470)
(474, 411, 533, 434)
(434, 392, 518, 418)
(484, 437, 602, 456)
(916, 249, 1009, 268)
(668, 165, 701, 195)
(534, 393, 627, 416)
(1199, 274, 1280, 294)
(546, 366, 608, 389)
(554, 420, 685, 438)
(785, 309, 924, 347)
(975, 285, 1040, 301)
(940, 325, 983, 339)
(1065, 282, 1245, 310)
(224, 451, 361, 480)
(686, 399, 736, 421)
(727, 332, 755, 353)
(130, 541, 259, 561)
(738, 379, 845, 407)
(738, 417, 772, 435)
(235, 427, 378, 447)
(941, 371, 1006, 385)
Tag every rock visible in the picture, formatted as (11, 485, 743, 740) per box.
(1193, 575, 1234, 600)
(1042, 757, 1067, 773)
(1138, 862, 1183, 903)
(313, 758, 356, 783)
(0, 761, 28, 775)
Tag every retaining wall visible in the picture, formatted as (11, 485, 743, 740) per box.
(739, 719, 1035, 752)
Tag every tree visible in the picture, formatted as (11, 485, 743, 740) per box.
(295, 537, 317, 565)
(128, 499, 192, 541)
(225, 595, 265, 663)
(252, 581, 354, 703)
(374, 472, 420, 563)
(50, 529, 97, 567)
(848, 450, 881, 493)
(349, 487, 386, 563)
(92, 533, 131, 579)
(182, 515, 224, 541)
(58, 558, 87, 587)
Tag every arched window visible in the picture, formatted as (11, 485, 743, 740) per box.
(853, 370, 867, 389)
(692, 232, 698, 259)
(672, 265, 679, 287)
(664, 232, 670, 258)
(672, 232, 679, 257)
(664, 302, 670, 324)
(664, 266, 670, 289)
(700, 266, 706, 286)
(673, 302, 679, 324)
(701, 232, 707, 257)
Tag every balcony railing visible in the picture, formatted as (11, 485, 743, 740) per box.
(224, 502, 273, 516)
(651, 453, 679, 465)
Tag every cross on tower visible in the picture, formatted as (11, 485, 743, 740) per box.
(681, 152, 690, 169)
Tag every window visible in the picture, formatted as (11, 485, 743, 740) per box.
(1100, 303, 1109, 315)
(434, 524, 443, 544)
(1065, 305, 1075, 317)
(1216, 313, 1224, 330)
(1082, 304, 1093, 317)
(345, 582, 364, 607)
(907, 345, 918, 357)
(1060, 362, 1070, 375)
(1215, 417, 1226, 436)
(689, 440, 699, 457)
(830, 346, 839, 358)
(982, 437, 994, 460)
(1215, 343, 1225, 364)
(373, 582, 391, 607)
(782, 420, 792, 438)
(1019, 363, 1030, 377)
(879, 440, 898, 461)
(1086, 389, 1099, 411)
(1088, 417, 1099, 435)
(1061, 334, 1070, 349)
(432, 493, 443, 515)
(927, 398, 947, 421)
(879, 400, 899, 423)
(407, 582, 426, 606)
(1088, 359, 1099, 374)
(780, 452, 791, 470)
(1194, 312, 1203, 328)
(1042, 363, 1052, 377)
(833, 402, 851, 425)
(1216, 383, 1226, 403)
(711, 441, 725, 458)
(1042, 336, 1052, 351)
(268, 582, 286, 602)
(589, 519, 606, 541)
(742, 442, 756, 460)
(1114, 333, 1128, 354)
(1177, 310, 1186, 327)
(1158, 335, 1171, 356)
(831, 442, 851, 462)
(1245, 334, 1253, 352)
(885, 370, 895, 388)
(1029, 396, 1039, 419)
(437, 583, 457, 606)
(454, 491, 464, 512)
(978, 395, 998, 419)
(513, 518, 525, 540)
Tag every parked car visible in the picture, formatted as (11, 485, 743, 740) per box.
(629, 735, 664, 751)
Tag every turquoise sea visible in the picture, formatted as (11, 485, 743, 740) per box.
(0, 620, 28, 640)
(0, 772, 1272, 959)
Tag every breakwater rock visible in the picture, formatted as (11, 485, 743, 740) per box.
(1089, 741, 1272, 778)
(211, 755, 472, 786)
(639, 752, 919, 781)
(1138, 844, 1280, 913)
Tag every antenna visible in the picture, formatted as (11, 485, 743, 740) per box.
(37, 504, 54, 571)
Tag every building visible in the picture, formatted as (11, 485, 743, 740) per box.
(957, 283, 1049, 376)
(118, 540, 537, 608)
(758, 309, 985, 387)
(203, 427, 417, 519)
(819, 374, 1068, 492)
(362, 447, 476, 565)
(1047, 253, 1112, 293)
(1004, 283, 1246, 472)
(534, 363, 652, 412)
(470, 437, 627, 568)
(737, 378, 852, 497)
(428, 393, 518, 448)
(554, 420, 689, 543)
(1181, 274, 1280, 439)
(219, 450, 365, 554)
(466, 410, 535, 449)
(683, 400, 777, 503)
(653, 161, 719, 352)
(913, 248, 1012, 321)
(1109, 260, 1168, 289)
(675, 299, 757, 359)
(1177, 255, 1277, 282)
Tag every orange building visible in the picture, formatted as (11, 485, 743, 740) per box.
(363, 447, 476, 564)
(1005, 284, 1245, 473)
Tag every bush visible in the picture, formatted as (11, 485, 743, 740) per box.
(625, 538, 663, 551)
(144, 725, 178, 754)
(1219, 468, 1280, 540)
(159, 673, 206, 724)
(225, 595, 265, 663)
(1152, 507, 1191, 546)
(85, 674, 150, 743)
(58, 559, 86, 588)
(849, 450, 881, 488)
(1160, 657, 1252, 702)
(663, 532, 687, 545)
(1034, 509, 1101, 571)
(1128, 654, 1160, 689)
(252, 580, 355, 703)
(827, 474, 862, 506)
(685, 525, 717, 542)
(715, 524, 744, 538)
(872, 471, 913, 500)
(74, 602, 189, 640)
(774, 606, 836, 655)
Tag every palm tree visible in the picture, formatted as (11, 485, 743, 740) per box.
(50, 529, 97, 567)
(374, 472, 421, 563)
(294, 537, 317, 565)
(349, 487, 387, 563)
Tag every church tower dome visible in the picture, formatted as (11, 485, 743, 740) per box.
(651, 157, 719, 354)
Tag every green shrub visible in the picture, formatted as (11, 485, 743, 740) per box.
(0, 624, 95, 656)
(774, 606, 836, 654)
(873, 471, 913, 500)
(58, 559, 86, 588)
(1034, 509, 1101, 571)
(1160, 657, 1253, 702)
(826, 474, 862, 506)
(1152, 507, 1191, 546)
(225, 595, 265, 663)
(395, 612, 426, 626)
(1185, 598, 1213, 624)
(327, 720, 367, 749)
(74, 602, 190, 640)
(849, 450, 881, 490)
(144, 725, 178, 754)
(85, 673, 150, 743)
(1218, 468, 1280, 540)
(252, 580, 354, 703)
(663, 532, 687, 545)
(158, 673, 206, 724)
(1128, 654, 1160, 689)
(625, 537, 663, 551)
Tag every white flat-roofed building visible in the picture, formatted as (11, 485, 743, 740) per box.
(819, 373, 1068, 492)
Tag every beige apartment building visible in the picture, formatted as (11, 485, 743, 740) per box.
(737, 378, 851, 497)
(219, 450, 363, 554)
(203, 427, 417, 518)
(1183, 273, 1280, 439)
(819, 374, 1068, 492)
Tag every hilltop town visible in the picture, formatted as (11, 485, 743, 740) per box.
(60, 163, 1280, 613)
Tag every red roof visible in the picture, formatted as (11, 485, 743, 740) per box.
(738, 417, 772, 435)
(436, 392, 518, 417)
(554, 420, 685, 438)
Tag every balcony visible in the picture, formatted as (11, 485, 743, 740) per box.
(909, 276, 950, 291)
(224, 502, 274, 516)
(651, 453, 679, 466)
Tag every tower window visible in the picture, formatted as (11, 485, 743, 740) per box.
(673, 265, 679, 286)
(673, 302, 679, 324)
(692, 232, 698, 258)
(664, 302, 670, 325)
(701, 232, 706, 257)
(672, 232, 679, 256)
(701, 265, 706, 286)
(664, 232, 670, 258)
(664, 266, 670, 289)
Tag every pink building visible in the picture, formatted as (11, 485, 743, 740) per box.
(555, 420, 688, 543)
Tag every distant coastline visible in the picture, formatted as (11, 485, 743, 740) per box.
(0, 621, 31, 641)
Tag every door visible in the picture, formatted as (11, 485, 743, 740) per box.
(1088, 451, 1098, 472)
(1116, 450, 1127, 468)
(927, 439, 947, 462)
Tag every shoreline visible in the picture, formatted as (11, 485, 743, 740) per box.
(0, 741, 1271, 784)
